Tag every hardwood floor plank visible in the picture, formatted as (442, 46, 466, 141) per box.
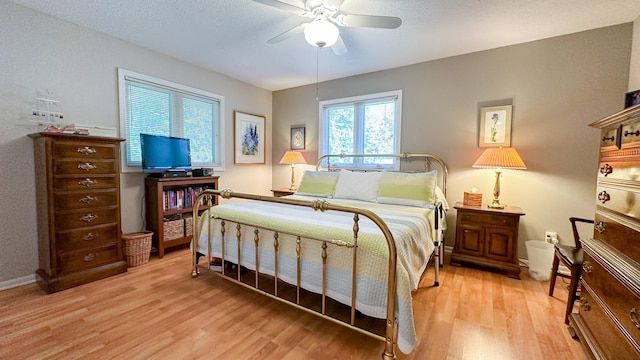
(0, 249, 585, 359)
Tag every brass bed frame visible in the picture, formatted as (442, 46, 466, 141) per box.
(191, 153, 448, 360)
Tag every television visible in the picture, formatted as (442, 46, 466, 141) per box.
(140, 133, 192, 173)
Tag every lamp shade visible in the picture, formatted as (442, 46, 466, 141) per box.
(472, 147, 527, 170)
(304, 18, 339, 48)
(279, 150, 307, 165)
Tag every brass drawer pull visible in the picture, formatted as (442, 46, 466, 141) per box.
(78, 178, 97, 187)
(624, 130, 640, 137)
(595, 221, 606, 234)
(77, 146, 97, 155)
(597, 191, 610, 204)
(82, 233, 96, 241)
(599, 164, 613, 176)
(83, 253, 96, 262)
(80, 214, 97, 222)
(631, 308, 640, 329)
(580, 297, 591, 312)
(582, 261, 593, 274)
(79, 195, 98, 204)
(78, 163, 97, 171)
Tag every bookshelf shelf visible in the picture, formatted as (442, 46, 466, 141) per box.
(145, 176, 219, 258)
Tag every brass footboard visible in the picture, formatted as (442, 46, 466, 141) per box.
(191, 189, 438, 360)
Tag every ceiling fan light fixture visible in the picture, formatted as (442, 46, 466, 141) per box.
(304, 18, 339, 48)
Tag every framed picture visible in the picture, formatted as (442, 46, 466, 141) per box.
(290, 126, 305, 150)
(625, 90, 640, 108)
(479, 105, 512, 148)
(234, 111, 265, 164)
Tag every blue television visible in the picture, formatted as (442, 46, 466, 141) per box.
(140, 133, 192, 173)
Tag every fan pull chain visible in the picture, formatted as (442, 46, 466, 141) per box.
(316, 47, 319, 101)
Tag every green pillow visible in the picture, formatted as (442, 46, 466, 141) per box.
(295, 171, 340, 198)
(377, 171, 438, 207)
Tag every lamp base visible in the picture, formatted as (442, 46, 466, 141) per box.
(487, 201, 505, 209)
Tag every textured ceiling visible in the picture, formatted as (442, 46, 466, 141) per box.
(9, 0, 640, 91)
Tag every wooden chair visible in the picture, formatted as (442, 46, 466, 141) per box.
(548, 217, 594, 324)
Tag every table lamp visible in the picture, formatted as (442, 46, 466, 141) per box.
(472, 146, 526, 209)
(279, 150, 306, 190)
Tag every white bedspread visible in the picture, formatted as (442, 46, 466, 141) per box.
(195, 195, 442, 354)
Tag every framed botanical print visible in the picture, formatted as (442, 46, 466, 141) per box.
(479, 105, 512, 148)
(234, 111, 265, 164)
(291, 126, 305, 150)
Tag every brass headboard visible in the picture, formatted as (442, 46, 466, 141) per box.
(315, 153, 448, 195)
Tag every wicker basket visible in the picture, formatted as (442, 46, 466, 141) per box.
(163, 219, 184, 241)
(122, 231, 153, 267)
(184, 216, 193, 237)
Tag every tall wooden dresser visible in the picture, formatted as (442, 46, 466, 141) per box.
(569, 105, 640, 359)
(29, 133, 127, 293)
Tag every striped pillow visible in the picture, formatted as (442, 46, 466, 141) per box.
(376, 171, 438, 207)
(295, 171, 340, 198)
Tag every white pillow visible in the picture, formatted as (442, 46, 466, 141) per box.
(333, 169, 381, 202)
(435, 186, 449, 210)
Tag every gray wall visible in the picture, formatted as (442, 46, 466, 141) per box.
(0, 1, 272, 284)
(272, 24, 633, 258)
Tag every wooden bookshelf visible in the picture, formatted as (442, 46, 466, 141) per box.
(145, 176, 219, 258)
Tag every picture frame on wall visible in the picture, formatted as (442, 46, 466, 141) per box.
(234, 111, 265, 164)
(479, 105, 512, 148)
(625, 90, 640, 108)
(290, 126, 305, 150)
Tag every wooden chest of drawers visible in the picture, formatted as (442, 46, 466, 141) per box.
(29, 133, 127, 293)
(569, 105, 640, 359)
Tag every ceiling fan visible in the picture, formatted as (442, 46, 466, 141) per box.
(252, 0, 402, 55)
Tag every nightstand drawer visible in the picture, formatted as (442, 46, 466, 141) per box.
(458, 212, 517, 228)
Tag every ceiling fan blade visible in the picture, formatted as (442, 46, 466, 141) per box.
(267, 23, 306, 44)
(252, 0, 306, 15)
(331, 34, 347, 55)
(322, 0, 344, 11)
(337, 14, 402, 29)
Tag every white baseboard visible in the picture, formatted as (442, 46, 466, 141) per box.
(0, 274, 36, 291)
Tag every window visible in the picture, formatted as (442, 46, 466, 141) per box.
(319, 90, 402, 170)
(118, 69, 225, 172)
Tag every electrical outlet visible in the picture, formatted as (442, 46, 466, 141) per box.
(545, 231, 558, 244)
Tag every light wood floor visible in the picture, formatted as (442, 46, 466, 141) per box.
(0, 249, 585, 360)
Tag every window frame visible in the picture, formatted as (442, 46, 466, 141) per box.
(117, 68, 225, 173)
(318, 90, 402, 170)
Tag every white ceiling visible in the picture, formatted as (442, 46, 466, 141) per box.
(9, 0, 640, 91)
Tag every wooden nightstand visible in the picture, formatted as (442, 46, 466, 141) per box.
(450, 202, 525, 279)
(271, 188, 295, 197)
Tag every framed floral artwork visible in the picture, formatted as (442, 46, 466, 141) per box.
(290, 126, 305, 150)
(479, 105, 512, 148)
(234, 111, 265, 164)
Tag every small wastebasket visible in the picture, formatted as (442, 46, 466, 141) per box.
(525, 240, 554, 281)
(122, 231, 153, 267)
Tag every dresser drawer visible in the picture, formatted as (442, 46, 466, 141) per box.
(600, 126, 621, 149)
(458, 212, 517, 228)
(595, 184, 640, 220)
(597, 160, 640, 181)
(582, 252, 640, 348)
(54, 189, 118, 210)
(52, 141, 117, 159)
(622, 122, 640, 148)
(578, 283, 640, 359)
(54, 207, 119, 230)
(54, 176, 118, 191)
(54, 159, 117, 175)
(594, 212, 640, 264)
(56, 224, 119, 252)
(57, 245, 120, 274)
